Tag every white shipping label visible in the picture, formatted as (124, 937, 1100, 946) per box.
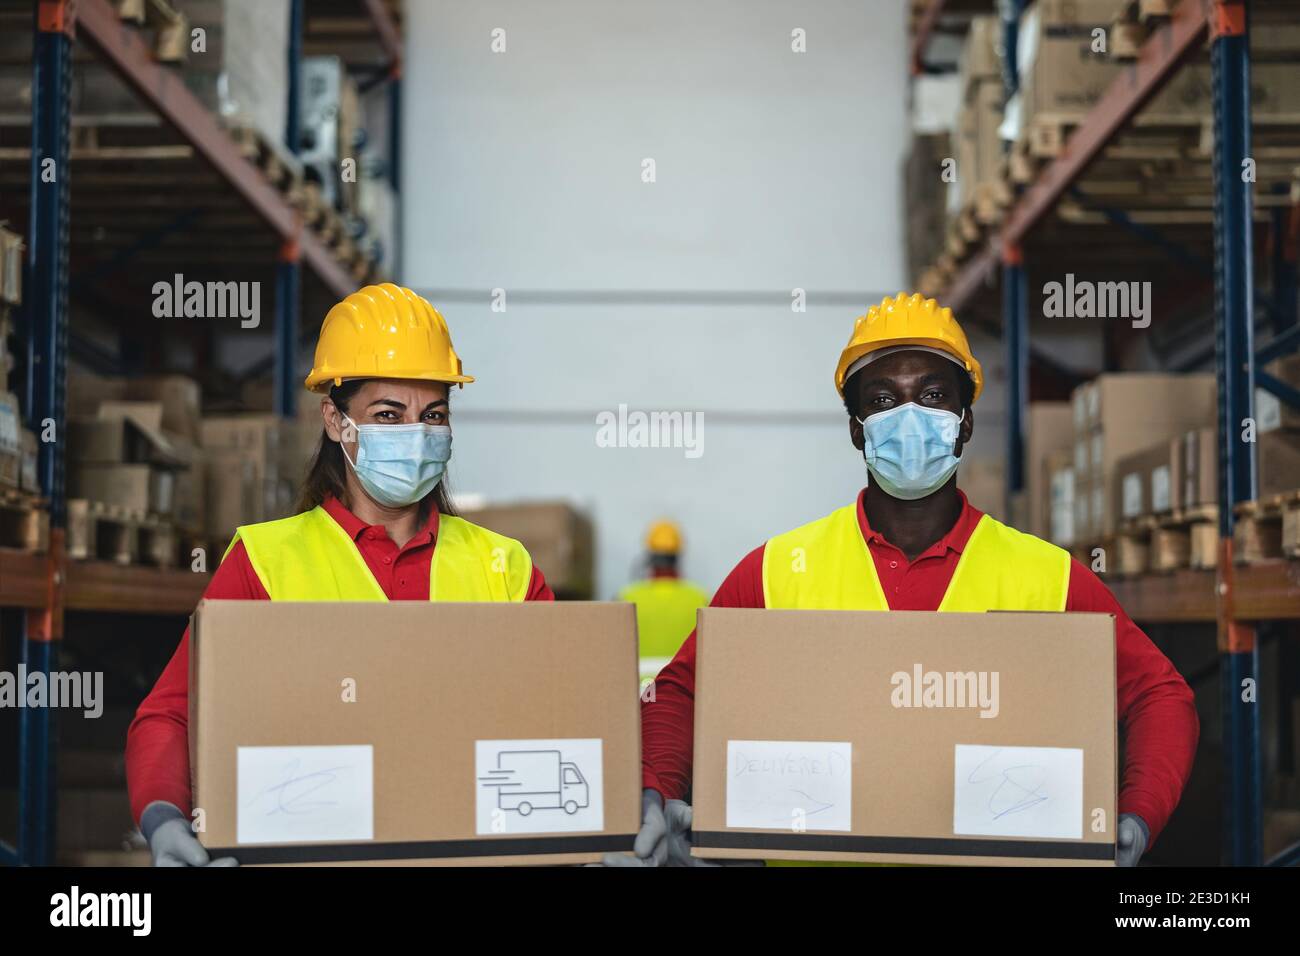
(1152, 465, 1171, 512)
(1121, 473, 1143, 518)
(725, 740, 852, 832)
(475, 739, 603, 835)
(236, 745, 373, 845)
(953, 744, 1084, 839)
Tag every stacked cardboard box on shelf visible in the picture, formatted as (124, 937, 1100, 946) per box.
(1016, 0, 1121, 135)
(905, 131, 951, 286)
(1024, 402, 1073, 540)
(955, 15, 1005, 213)
(1069, 373, 1217, 542)
(67, 402, 191, 517)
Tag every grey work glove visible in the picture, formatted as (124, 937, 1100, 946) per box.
(141, 801, 238, 867)
(600, 789, 675, 866)
(1116, 813, 1149, 867)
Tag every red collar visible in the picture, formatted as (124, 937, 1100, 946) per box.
(855, 487, 984, 561)
(321, 494, 440, 546)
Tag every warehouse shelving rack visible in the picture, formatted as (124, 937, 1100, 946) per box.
(0, 0, 403, 866)
(913, 0, 1300, 865)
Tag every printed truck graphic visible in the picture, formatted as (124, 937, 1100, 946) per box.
(478, 749, 590, 816)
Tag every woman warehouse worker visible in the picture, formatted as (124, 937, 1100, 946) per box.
(125, 283, 554, 866)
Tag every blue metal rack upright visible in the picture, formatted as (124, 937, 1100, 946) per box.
(1209, 0, 1262, 868)
(14, 0, 75, 869)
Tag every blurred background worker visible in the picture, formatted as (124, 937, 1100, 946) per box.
(619, 520, 709, 685)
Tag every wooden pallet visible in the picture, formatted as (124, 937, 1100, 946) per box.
(1232, 496, 1291, 564)
(1106, 503, 1220, 575)
(66, 499, 178, 567)
(225, 124, 305, 203)
(0, 487, 49, 552)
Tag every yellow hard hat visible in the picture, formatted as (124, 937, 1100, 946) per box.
(304, 283, 474, 393)
(646, 520, 683, 556)
(834, 292, 983, 403)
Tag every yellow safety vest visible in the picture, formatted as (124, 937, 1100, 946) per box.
(762, 505, 1070, 612)
(618, 577, 711, 684)
(756, 503, 1070, 866)
(224, 506, 533, 602)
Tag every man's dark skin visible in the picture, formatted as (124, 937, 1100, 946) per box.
(847, 350, 973, 562)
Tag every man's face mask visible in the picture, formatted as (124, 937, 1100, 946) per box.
(857, 402, 963, 501)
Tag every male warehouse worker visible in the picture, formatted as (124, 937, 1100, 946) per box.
(126, 284, 555, 866)
(619, 520, 710, 685)
(606, 292, 1198, 868)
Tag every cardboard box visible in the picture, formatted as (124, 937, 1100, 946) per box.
(1258, 431, 1300, 500)
(1019, 0, 1121, 124)
(1047, 452, 1075, 546)
(691, 608, 1116, 866)
(69, 463, 176, 516)
(957, 78, 1004, 206)
(1113, 439, 1178, 521)
(69, 411, 188, 468)
(460, 502, 595, 598)
(1071, 374, 1217, 536)
(1257, 353, 1300, 434)
(1178, 426, 1217, 510)
(123, 375, 202, 443)
(189, 601, 640, 865)
(1027, 403, 1074, 538)
(960, 15, 1002, 95)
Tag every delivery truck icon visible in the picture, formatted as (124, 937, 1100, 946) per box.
(478, 749, 591, 816)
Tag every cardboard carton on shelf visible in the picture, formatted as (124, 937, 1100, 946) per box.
(1071, 373, 1217, 538)
(1258, 431, 1300, 501)
(0, 390, 21, 488)
(691, 607, 1116, 866)
(1257, 353, 1300, 434)
(1026, 402, 1073, 539)
(189, 600, 640, 865)
(1112, 438, 1179, 522)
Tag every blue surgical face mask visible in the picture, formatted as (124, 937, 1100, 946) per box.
(341, 414, 452, 508)
(857, 402, 964, 501)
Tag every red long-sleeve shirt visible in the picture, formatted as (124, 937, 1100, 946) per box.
(641, 489, 1199, 847)
(125, 496, 554, 825)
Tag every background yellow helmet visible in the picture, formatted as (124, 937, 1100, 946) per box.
(645, 520, 683, 556)
(834, 292, 983, 403)
(304, 283, 474, 393)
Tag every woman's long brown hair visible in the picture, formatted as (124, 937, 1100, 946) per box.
(295, 379, 457, 522)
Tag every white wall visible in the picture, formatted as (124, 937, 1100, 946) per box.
(403, 0, 910, 597)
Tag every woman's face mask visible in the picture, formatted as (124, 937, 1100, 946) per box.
(340, 413, 452, 508)
(857, 402, 964, 501)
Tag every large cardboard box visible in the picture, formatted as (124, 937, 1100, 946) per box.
(0, 390, 21, 488)
(1258, 431, 1300, 500)
(460, 502, 595, 598)
(957, 78, 1004, 206)
(189, 601, 640, 865)
(1019, 0, 1121, 124)
(959, 14, 1002, 96)
(1113, 438, 1178, 521)
(691, 608, 1117, 866)
(1071, 374, 1217, 537)
(69, 463, 176, 516)
(1257, 353, 1300, 434)
(1178, 426, 1217, 511)
(1047, 452, 1075, 546)
(1027, 402, 1074, 538)
(123, 375, 202, 443)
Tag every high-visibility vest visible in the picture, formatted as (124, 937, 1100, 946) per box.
(757, 503, 1070, 867)
(762, 505, 1070, 612)
(225, 506, 533, 602)
(618, 577, 710, 683)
